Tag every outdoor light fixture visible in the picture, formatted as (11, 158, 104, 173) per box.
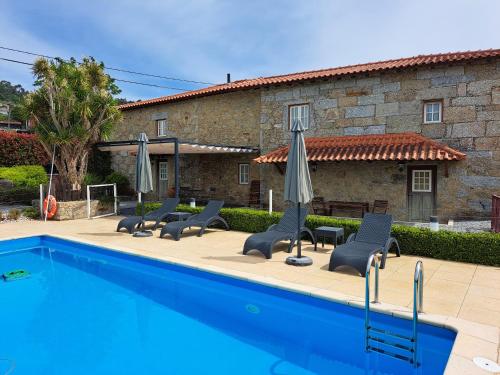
(397, 162, 406, 172)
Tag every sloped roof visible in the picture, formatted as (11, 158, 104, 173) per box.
(254, 133, 466, 163)
(119, 49, 500, 110)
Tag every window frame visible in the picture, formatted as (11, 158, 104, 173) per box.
(411, 169, 432, 193)
(238, 163, 250, 185)
(288, 103, 310, 130)
(159, 161, 168, 181)
(157, 119, 167, 137)
(423, 100, 443, 124)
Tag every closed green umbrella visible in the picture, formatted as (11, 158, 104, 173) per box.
(133, 132, 154, 237)
(284, 119, 314, 266)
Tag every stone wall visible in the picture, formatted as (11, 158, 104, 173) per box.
(33, 200, 103, 220)
(110, 90, 261, 201)
(259, 59, 500, 220)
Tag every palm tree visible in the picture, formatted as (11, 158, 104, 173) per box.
(21, 57, 122, 197)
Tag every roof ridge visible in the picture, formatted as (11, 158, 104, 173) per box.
(255, 133, 466, 163)
(236, 49, 499, 82)
(119, 48, 500, 110)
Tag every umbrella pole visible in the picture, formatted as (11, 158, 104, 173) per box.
(141, 199, 145, 229)
(297, 202, 302, 258)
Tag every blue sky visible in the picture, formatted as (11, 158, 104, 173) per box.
(1, 0, 499, 101)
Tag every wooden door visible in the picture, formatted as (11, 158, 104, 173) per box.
(407, 166, 436, 222)
(158, 161, 169, 198)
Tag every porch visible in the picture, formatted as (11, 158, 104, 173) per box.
(256, 133, 467, 222)
(98, 138, 259, 204)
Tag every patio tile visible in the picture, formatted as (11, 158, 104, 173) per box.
(425, 298, 463, 316)
(458, 306, 500, 328)
(446, 317, 500, 344)
(444, 354, 492, 375)
(467, 285, 500, 300)
(452, 333, 498, 360)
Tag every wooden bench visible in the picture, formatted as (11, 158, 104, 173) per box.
(328, 201, 370, 218)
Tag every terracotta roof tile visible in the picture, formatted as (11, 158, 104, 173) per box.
(119, 49, 500, 110)
(254, 133, 466, 163)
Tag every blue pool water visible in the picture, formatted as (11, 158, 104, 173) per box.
(0, 236, 455, 374)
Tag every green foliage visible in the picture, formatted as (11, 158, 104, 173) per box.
(0, 186, 38, 204)
(87, 146, 112, 179)
(105, 172, 130, 194)
(0, 165, 48, 188)
(22, 207, 39, 219)
(140, 203, 500, 266)
(19, 57, 123, 190)
(84, 172, 103, 186)
(0, 80, 27, 104)
(7, 208, 21, 220)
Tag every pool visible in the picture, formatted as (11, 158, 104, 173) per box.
(0, 235, 455, 374)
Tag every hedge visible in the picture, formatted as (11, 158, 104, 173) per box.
(0, 165, 48, 188)
(139, 203, 500, 267)
(0, 131, 49, 167)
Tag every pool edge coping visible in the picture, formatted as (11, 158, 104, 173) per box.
(2, 233, 498, 375)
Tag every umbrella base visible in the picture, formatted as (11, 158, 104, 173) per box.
(133, 230, 153, 237)
(286, 256, 313, 266)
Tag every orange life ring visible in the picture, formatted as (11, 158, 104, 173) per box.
(43, 195, 58, 219)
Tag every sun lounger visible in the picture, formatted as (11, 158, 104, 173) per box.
(159, 200, 229, 240)
(116, 197, 180, 233)
(328, 213, 400, 276)
(242, 206, 315, 259)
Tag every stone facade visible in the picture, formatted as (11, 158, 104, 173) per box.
(111, 58, 500, 221)
(33, 200, 102, 220)
(110, 90, 261, 204)
(258, 59, 500, 221)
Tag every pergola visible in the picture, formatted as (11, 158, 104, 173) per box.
(96, 137, 259, 197)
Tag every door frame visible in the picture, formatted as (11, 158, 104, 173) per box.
(157, 158, 169, 198)
(406, 165, 437, 219)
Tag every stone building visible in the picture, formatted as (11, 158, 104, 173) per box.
(100, 49, 500, 222)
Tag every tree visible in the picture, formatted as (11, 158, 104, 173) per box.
(0, 80, 28, 121)
(20, 57, 122, 193)
(0, 80, 27, 103)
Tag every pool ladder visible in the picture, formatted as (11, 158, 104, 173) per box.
(365, 255, 423, 368)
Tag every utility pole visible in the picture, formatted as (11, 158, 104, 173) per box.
(6, 104, 11, 130)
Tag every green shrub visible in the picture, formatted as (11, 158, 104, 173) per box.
(84, 172, 103, 186)
(7, 208, 21, 220)
(139, 203, 500, 266)
(22, 207, 39, 219)
(0, 186, 38, 204)
(0, 165, 48, 188)
(105, 172, 130, 195)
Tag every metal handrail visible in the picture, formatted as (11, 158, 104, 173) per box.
(412, 261, 424, 367)
(365, 253, 380, 350)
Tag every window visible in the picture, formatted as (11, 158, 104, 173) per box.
(239, 164, 249, 185)
(412, 170, 432, 192)
(159, 162, 168, 181)
(157, 119, 167, 136)
(423, 101, 442, 123)
(289, 104, 309, 130)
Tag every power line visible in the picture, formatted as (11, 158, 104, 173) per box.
(0, 57, 190, 91)
(0, 46, 216, 85)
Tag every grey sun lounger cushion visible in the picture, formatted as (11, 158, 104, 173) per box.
(242, 207, 315, 259)
(328, 213, 400, 276)
(116, 197, 180, 233)
(159, 200, 229, 240)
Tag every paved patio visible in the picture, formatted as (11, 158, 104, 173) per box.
(0, 217, 499, 373)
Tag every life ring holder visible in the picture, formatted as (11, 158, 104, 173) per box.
(43, 195, 58, 219)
